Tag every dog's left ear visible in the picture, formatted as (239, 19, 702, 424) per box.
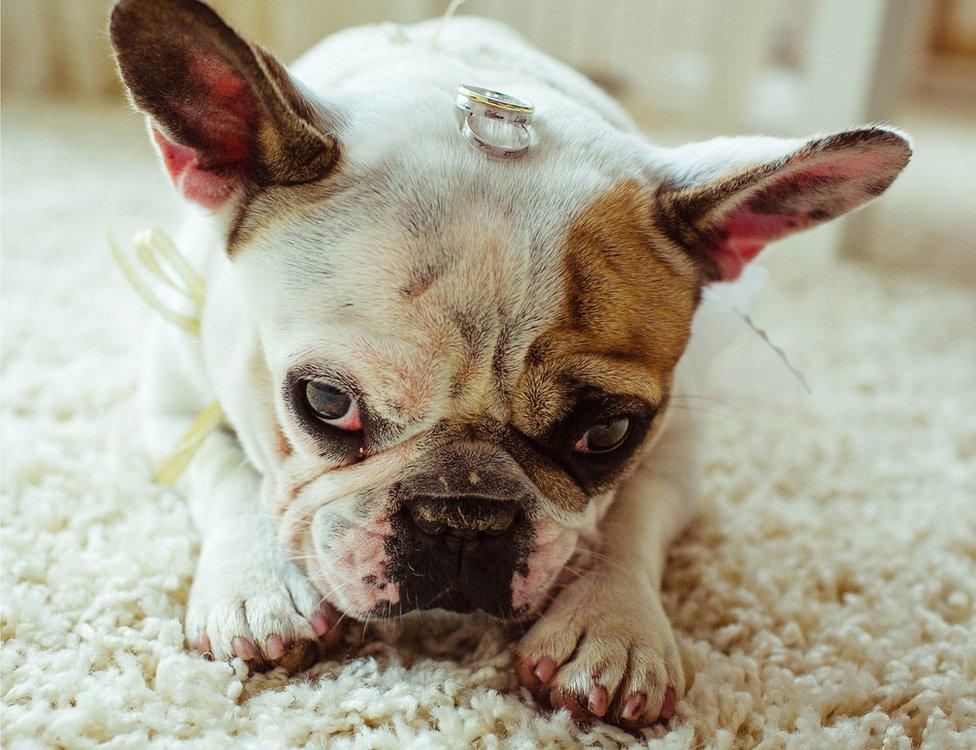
(656, 127, 911, 281)
(109, 0, 338, 210)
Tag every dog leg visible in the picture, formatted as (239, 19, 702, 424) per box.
(515, 410, 699, 728)
(142, 322, 343, 672)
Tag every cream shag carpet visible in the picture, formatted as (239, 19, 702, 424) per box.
(2, 101, 975, 749)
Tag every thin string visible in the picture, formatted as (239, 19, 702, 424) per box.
(430, 0, 468, 48)
(155, 400, 224, 485)
(722, 302, 811, 394)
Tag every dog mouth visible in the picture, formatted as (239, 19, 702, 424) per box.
(305, 500, 579, 622)
(378, 500, 533, 620)
(371, 587, 527, 620)
(418, 588, 478, 614)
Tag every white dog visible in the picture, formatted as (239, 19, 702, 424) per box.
(110, 0, 910, 728)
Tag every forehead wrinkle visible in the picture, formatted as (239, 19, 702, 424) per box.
(340, 324, 451, 427)
(392, 206, 562, 417)
(449, 293, 561, 422)
(509, 349, 668, 439)
(351, 291, 509, 428)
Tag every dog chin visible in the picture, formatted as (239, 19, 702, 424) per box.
(368, 590, 513, 619)
(362, 583, 556, 623)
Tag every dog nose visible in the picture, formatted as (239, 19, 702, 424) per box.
(408, 496, 518, 550)
(391, 441, 535, 617)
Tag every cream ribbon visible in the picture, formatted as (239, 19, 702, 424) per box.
(109, 227, 224, 485)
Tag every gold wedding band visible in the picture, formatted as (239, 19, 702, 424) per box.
(456, 84, 534, 117)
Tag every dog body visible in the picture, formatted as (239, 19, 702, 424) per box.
(113, 0, 910, 728)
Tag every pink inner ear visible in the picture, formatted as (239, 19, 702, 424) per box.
(709, 153, 893, 280)
(149, 51, 259, 209)
(152, 128, 239, 209)
(186, 50, 257, 139)
(710, 212, 811, 280)
(712, 214, 803, 280)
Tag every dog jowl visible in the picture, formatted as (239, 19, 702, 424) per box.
(110, 0, 910, 729)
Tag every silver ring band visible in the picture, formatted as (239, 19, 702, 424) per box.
(461, 112, 530, 159)
(455, 94, 532, 126)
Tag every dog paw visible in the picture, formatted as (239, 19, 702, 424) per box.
(515, 574, 683, 729)
(185, 556, 343, 674)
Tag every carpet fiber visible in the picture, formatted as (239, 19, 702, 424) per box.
(2, 101, 975, 749)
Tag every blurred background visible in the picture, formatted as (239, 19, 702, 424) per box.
(1, 0, 974, 279)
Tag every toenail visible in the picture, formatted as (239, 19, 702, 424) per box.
(587, 684, 608, 717)
(621, 692, 646, 721)
(232, 637, 257, 660)
(266, 634, 285, 660)
(197, 634, 212, 659)
(534, 656, 556, 683)
(660, 686, 677, 721)
(278, 639, 319, 672)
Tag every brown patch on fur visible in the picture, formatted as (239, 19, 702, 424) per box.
(274, 424, 293, 458)
(510, 181, 699, 508)
(504, 430, 589, 513)
(400, 254, 451, 300)
(515, 179, 699, 416)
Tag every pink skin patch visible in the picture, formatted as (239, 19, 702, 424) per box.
(712, 198, 811, 280)
(711, 211, 797, 280)
(321, 400, 362, 432)
(711, 153, 890, 280)
(185, 50, 256, 137)
(314, 515, 400, 615)
(511, 520, 578, 612)
(309, 510, 577, 617)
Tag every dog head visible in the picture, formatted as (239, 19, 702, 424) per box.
(111, 0, 911, 619)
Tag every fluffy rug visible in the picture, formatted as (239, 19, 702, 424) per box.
(2, 100, 975, 749)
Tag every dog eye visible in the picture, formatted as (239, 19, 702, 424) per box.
(303, 380, 361, 431)
(574, 417, 630, 454)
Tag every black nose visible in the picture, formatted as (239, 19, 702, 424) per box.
(394, 495, 525, 616)
(408, 496, 518, 551)
(387, 441, 536, 618)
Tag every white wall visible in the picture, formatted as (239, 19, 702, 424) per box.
(1, 0, 791, 131)
(0, 1, 922, 147)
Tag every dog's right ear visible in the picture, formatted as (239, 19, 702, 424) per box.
(110, 0, 338, 209)
(654, 127, 910, 281)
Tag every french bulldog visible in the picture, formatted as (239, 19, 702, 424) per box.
(109, 0, 910, 729)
